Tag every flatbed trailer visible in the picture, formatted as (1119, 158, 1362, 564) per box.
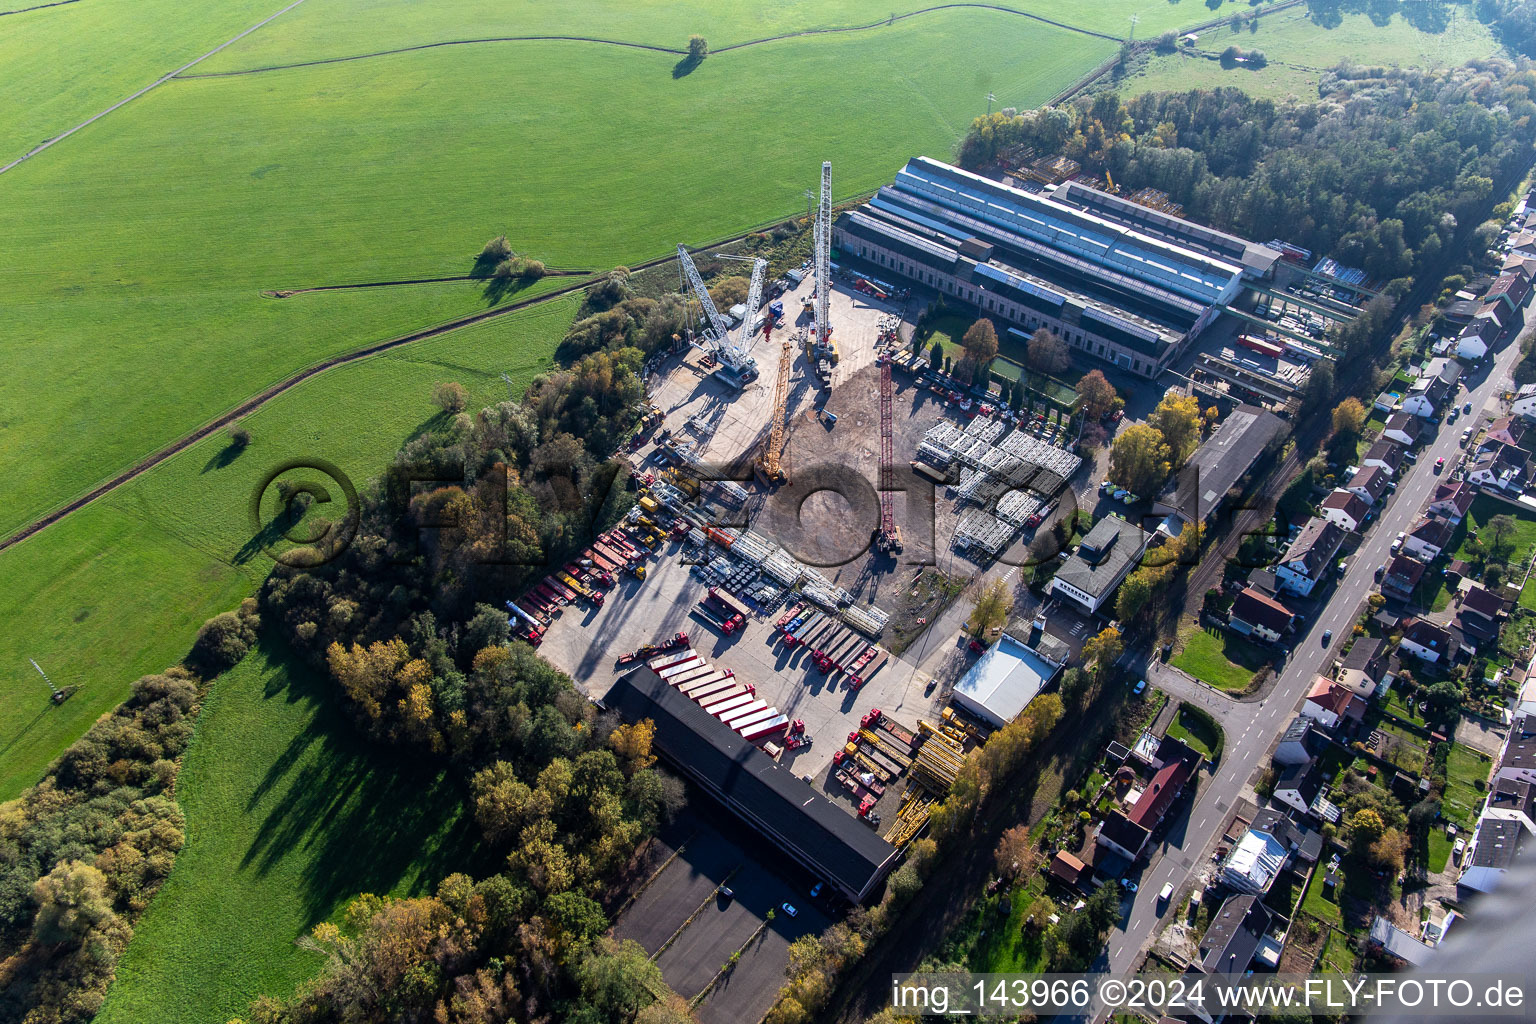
(828, 632, 866, 669)
(786, 610, 825, 647)
(543, 576, 576, 603)
(603, 532, 640, 559)
(779, 606, 815, 638)
(871, 710, 917, 749)
(586, 547, 620, 573)
(860, 728, 912, 769)
(732, 706, 782, 732)
(708, 587, 753, 622)
(850, 649, 888, 687)
(812, 626, 849, 660)
(775, 602, 805, 630)
(855, 741, 903, 780)
(532, 582, 564, 607)
(803, 617, 839, 651)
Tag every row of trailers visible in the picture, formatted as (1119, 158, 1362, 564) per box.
(505, 525, 658, 644)
(645, 648, 801, 748)
(774, 602, 889, 689)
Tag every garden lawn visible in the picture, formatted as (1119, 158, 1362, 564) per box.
(1118, 6, 1502, 102)
(0, 11, 1114, 541)
(0, 296, 579, 801)
(1301, 863, 1344, 930)
(1453, 496, 1536, 567)
(1427, 829, 1454, 875)
(1317, 926, 1354, 974)
(1172, 627, 1266, 692)
(955, 877, 1050, 974)
(1441, 744, 1493, 828)
(97, 639, 485, 1024)
(1166, 706, 1221, 759)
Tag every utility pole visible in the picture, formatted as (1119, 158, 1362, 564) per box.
(499, 373, 516, 401)
(1129, 13, 1138, 41)
(986, 91, 995, 115)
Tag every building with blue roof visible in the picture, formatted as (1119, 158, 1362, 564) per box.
(834, 157, 1282, 378)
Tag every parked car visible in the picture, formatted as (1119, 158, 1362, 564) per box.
(1132, 679, 1147, 695)
(1392, 532, 1405, 554)
(810, 882, 824, 899)
(1322, 629, 1333, 644)
(1121, 878, 1139, 892)
(1454, 837, 1467, 861)
(718, 885, 734, 900)
(781, 902, 798, 918)
(1375, 564, 1385, 581)
(1158, 882, 1174, 904)
(1463, 426, 1474, 444)
(1435, 456, 1446, 473)
(1465, 401, 1474, 414)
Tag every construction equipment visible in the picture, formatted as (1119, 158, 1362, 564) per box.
(813, 161, 832, 349)
(504, 601, 545, 646)
(676, 245, 759, 385)
(874, 352, 902, 552)
(755, 326, 794, 485)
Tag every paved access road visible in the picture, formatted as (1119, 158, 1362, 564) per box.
(1064, 321, 1530, 1023)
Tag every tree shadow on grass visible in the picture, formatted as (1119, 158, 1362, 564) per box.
(483, 273, 540, 306)
(238, 638, 496, 925)
(202, 440, 249, 474)
(672, 53, 703, 78)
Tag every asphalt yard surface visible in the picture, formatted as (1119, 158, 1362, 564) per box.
(613, 816, 832, 1024)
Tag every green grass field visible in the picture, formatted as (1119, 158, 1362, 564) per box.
(1119, 6, 1502, 101)
(97, 639, 484, 1024)
(1171, 626, 1266, 691)
(0, 10, 1114, 543)
(0, 295, 579, 801)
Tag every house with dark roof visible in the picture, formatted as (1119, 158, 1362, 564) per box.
(1402, 515, 1455, 562)
(1275, 518, 1344, 597)
(1095, 755, 1195, 861)
(1049, 516, 1150, 615)
(602, 668, 900, 901)
(1382, 411, 1423, 447)
(1401, 359, 1460, 419)
(1484, 777, 1536, 836)
(1485, 271, 1533, 314)
(1337, 636, 1387, 697)
(1468, 443, 1528, 492)
(1400, 617, 1454, 664)
(1458, 315, 1500, 360)
(1275, 715, 1328, 766)
(1346, 465, 1390, 505)
(1319, 489, 1370, 532)
(1428, 480, 1475, 525)
(1483, 416, 1528, 450)
(1458, 584, 1508, 644)
(1229, 586, 1297, 644)
(1363, 439, 1405, 477)
(1273, 758, 1341, 823)
(1459, 817, 1527, 896)
(1381, 554, 1427, 602)
(1050, 850, 1090, 888)
(1493, 714, 1536, 788)
(1199, 894, 1273, 974)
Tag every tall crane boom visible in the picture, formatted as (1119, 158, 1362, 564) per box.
(677, 244, 729, 342)
(814, 161, 832, 344)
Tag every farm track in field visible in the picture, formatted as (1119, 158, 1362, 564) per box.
(175, 3, 1124, 79)
(262, 268, 593, 297)
(0, 0, 81, 16)
(0, 0, 313, 175)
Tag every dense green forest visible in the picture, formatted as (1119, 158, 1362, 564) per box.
(961, 61, 1536, 285)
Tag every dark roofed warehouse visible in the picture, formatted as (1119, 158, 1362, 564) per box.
(603, 668, 900, 901)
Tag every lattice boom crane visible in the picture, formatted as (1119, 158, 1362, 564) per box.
(814, 161, 832, 345)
